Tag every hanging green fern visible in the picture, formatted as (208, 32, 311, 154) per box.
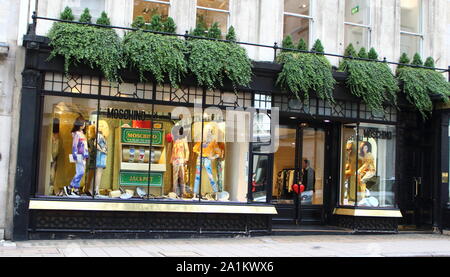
(122, 30, 188, 87)
(277, 39, 335, 103)
(187, 39, 252, 89)
(339, 46, 399, 112)
(276, 52, 336, 103)
(47, 22, 124, 82)
(397, 66, 450, 119)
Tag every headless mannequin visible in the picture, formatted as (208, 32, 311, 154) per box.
(171, 126, 190, 197)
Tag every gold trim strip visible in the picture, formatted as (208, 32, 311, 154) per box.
(29, 200, 278, 215)
(333, 208, 403, 218)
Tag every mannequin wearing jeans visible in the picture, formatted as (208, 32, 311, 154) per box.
(171, 126, 189, 197)
(64, 116, 89, 197)
(193, 125, 222, 197)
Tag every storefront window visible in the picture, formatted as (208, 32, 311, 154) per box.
(38, 89, 253, 203)
(196, 0, 230, 35)
(344, 0, 370, 51)
(340, 123, 396, 207)
(133, 0, 170, 22)
(400, 0, 423, 57)
(37, 95, 100, 197)
(283, 0, 313, 47)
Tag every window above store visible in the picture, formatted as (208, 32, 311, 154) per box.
(283, 0, 313, 48)
(344, 0, 371, 51)
(63, 0, 105, 19)
(400, 0, 423, 57)
(196, 0, 230, 35)
(133, 0, 171, 22)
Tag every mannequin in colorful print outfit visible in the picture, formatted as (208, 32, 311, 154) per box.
(171, 126, 190, 197)
(64, 116, 89, 197)
(357, 141, 376, 200)
(193, 123, 223, 199)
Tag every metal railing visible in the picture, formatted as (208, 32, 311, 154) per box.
(30, 12, 450, 78)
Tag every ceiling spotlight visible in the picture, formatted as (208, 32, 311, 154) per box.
(289, 116, 297, 119)
(324, 119, 331, 123)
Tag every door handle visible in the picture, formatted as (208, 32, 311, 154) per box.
(414, 177, 421, 198)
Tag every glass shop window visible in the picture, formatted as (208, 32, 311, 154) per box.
(400, 0, 423, 57)
(133, 0, 171, 22)
(340, 123, 396, 208)
(37, 95, 100, 197)
(344, 0, 370, 51)
(63, 0, 106, 19)
(283, 0, 313, 47)
(196, 0, 230, 35)
(301, 128, 325, 205)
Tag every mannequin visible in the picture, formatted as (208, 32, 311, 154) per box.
(357, 141, 376, 200)
(64, 116, 89, 197)
(216, 142, 225, 192)
(49, 117, 60, 195)
(344, 141, 357, 203)
(94, 120, 109, 196)
(193, 123, 222, 198)
(171, 126, 189, 197)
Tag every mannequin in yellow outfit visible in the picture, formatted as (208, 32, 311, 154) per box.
(357, 141, 376, 200)
(344, 141, 357, 202)
(171, 126, 190, 197)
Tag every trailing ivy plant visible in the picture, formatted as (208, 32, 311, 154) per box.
(339, 45, 399, 113)
(276, 39, 335, 103)
(396, 53, 450, 119)
(47, 9, 123, 82)
(187, 26, 252, 89)
(123, 17, 188, 87)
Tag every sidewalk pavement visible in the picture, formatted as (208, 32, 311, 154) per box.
(1, 233, 450, 257)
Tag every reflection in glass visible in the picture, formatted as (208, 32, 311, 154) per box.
(400, 0, 421, 33)
(345, 0, 370, 25)
(197, 0, 229, 11)
(133, 0, 170, 22)
(344, 24, 369, 51)
(283, 15, 310, 46)
(272, 126, 297, 203)
(196, 9, 228, 35)
(301, 128, 325, 205)
(252, 155, 269, 202)
(284, 0, 310, 16)
(400, 34, 421, 58)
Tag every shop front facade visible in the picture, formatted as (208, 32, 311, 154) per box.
(12, 31, 437, 240)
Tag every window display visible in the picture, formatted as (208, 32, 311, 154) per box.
(37, 96, 250, 203)
(340, 123, 396, 207)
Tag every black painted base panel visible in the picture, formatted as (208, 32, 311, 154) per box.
(26, 210, 271, 240)
(333, 215, 399, 233)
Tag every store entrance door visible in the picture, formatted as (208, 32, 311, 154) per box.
(271, 122, 329, 225)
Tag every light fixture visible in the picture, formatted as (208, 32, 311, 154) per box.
(289, 116, 297, 119)
(324, 119, 331, 123)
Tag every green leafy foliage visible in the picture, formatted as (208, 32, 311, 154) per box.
(207, 22, 222, 39)
(344, 43, 357, 57)
(281, 35, 294, 51)
(297, 38, 307, 51)
(163, 17, 176, 33)
(60, 6, 75, 21)
(226, 26, 237, 42)
(399, 53, 410, 65)
(276, 52, 336, 103)
(123, 31, 187, 87)
(48, 23, 124, 82)
(340, 47, 399, 112)
(397, 67, 450, 119)
(191, 17, 207, 37)
(411, 53, 423, 66)
(131, 16, 146, 29)
(187, 39, 252, 89)
(149, 14, 163, 32)
(79, 8, 92, 23)
(96, 11, 111, 26)
(311, 39, 324, 54)
(424, 57, 435, 68)
(368, 48, 378, 60)
(358, 47, 368, 59)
